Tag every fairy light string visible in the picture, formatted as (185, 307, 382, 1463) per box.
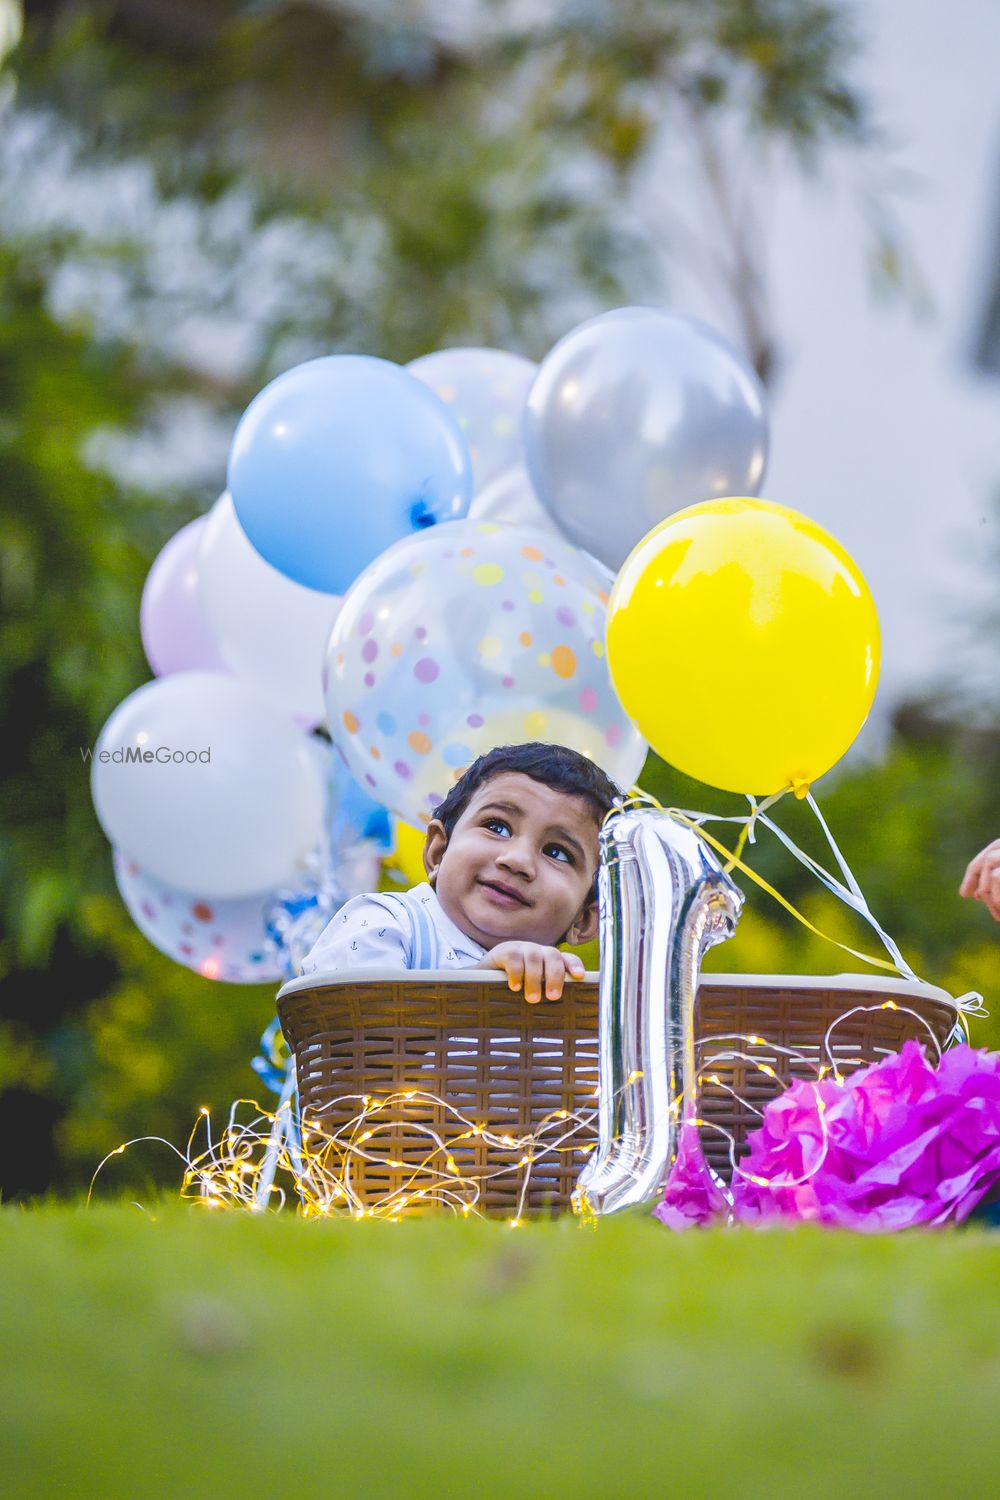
(90, 999, 948, 1224)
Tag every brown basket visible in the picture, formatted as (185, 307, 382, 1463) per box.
(276, 970, 960, 1218)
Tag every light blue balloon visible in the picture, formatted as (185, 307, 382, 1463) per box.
(328, 751, 393, 854)
(228, 355, 474, 594)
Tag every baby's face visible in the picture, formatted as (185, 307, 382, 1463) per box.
(423, 771, 601, 951)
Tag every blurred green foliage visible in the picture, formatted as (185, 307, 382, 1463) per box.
(2, 0, 996, 1199)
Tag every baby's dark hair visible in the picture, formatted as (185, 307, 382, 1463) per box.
(431, 742, 621, 846)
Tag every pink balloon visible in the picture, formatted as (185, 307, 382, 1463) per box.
(140, 517, 228, 678)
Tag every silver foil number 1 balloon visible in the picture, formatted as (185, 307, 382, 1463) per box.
(574, 807, 744, 1216)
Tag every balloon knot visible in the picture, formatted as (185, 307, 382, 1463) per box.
(791, 778, 810, 800)
(410, 497, 437, 529)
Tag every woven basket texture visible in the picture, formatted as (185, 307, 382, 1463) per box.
(277, 975, 957, 1217)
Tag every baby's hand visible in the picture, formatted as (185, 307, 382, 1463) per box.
(478, 942, 585, 1003)
(960, 838, 1000, 922)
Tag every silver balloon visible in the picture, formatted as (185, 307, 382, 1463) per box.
(524, 307, 769, 571)
(573, 807, 743, 1216)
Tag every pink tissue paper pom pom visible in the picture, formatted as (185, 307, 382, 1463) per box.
(653, 1122, 730, 1230)
(656, 1042, 1000, 1233)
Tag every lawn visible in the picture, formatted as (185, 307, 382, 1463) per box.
(2, 1204, 998, 1499)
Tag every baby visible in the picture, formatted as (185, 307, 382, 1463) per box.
(301, 741, 620, 1002)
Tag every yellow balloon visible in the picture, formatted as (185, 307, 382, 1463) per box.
(391, 820, 429, 887)
(606, 498, 880, 796)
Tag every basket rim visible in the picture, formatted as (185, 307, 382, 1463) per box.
(277, 968, 959, 1009)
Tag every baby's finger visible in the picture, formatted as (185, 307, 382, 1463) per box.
(523, 949, 544, 1004)
(544, 953, 566, 1001)
(566, 954, 585, 980)
(502, 950, 525, 993)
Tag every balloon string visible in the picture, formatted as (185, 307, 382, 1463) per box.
(617, 787, 908, 978)
(761, 796, 915, 978)
(671, 811, 903, 975)
(686, 792, 918, 980)
(728, 788, 788, 864)
(610, 787, 982, 1036)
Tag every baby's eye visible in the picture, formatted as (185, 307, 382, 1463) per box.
(544, 843, 573, 864)
(483, 818, 511, 837)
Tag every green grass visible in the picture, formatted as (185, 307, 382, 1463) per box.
(2, 1205, 999, 1499)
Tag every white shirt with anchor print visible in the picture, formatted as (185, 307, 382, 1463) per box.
(299, 882, 487, 975)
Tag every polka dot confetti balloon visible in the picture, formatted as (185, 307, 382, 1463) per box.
(324, 520, 647, 826)
(113, 850, 282, 984)
(408, 348, 537, 494)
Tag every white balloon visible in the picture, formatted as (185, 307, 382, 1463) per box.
(470, 464, 565, 536)
(470, 470, 617, 599)
(91, 672, 325, 898)
(408, 347, 537, 494)
(197, 494, 341, 725)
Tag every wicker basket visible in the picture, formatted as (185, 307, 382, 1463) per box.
(276, 969, 960, 1217)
